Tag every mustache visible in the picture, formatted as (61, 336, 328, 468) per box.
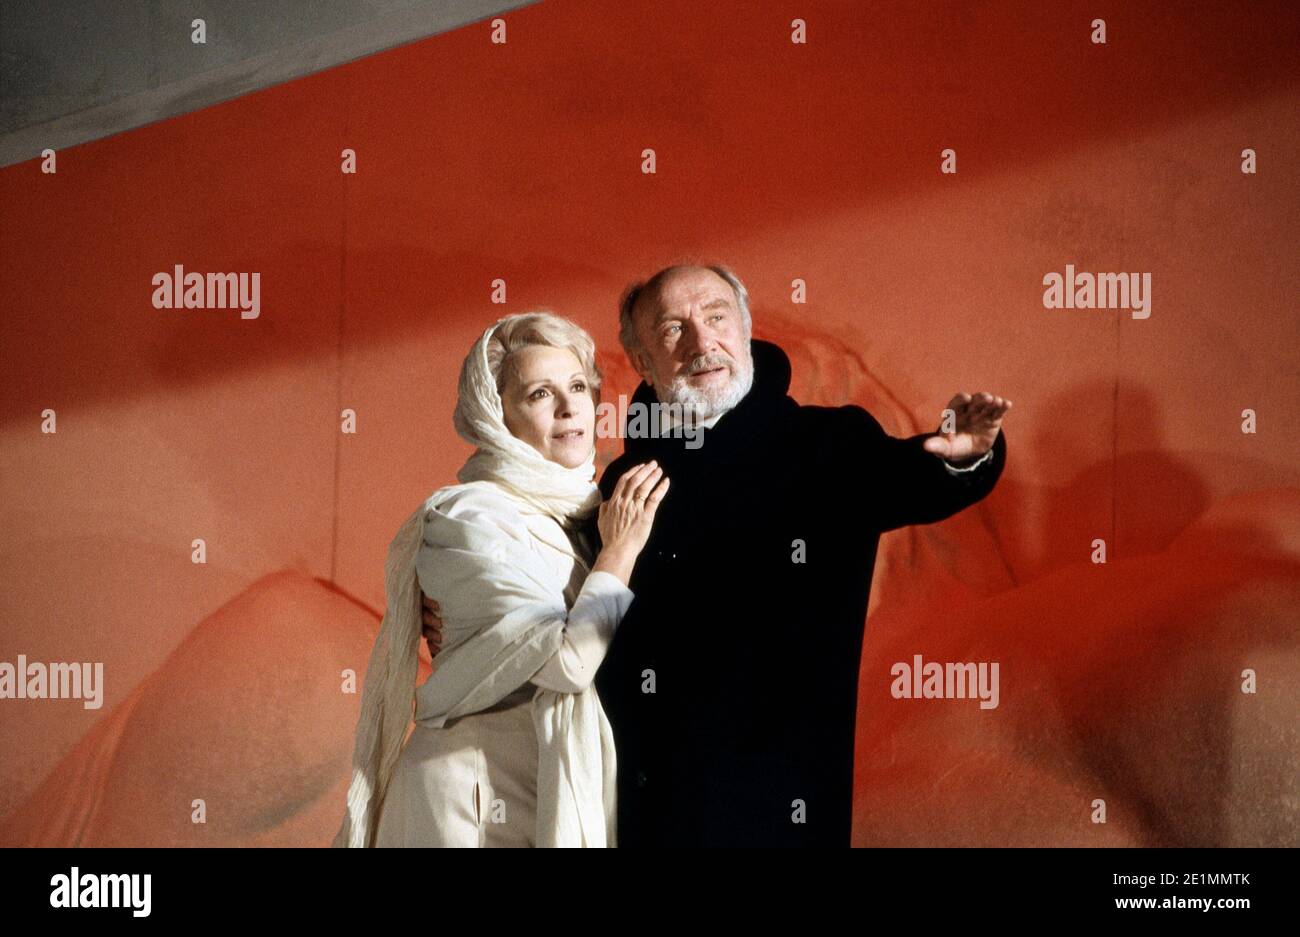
(684, 353, 735, 375)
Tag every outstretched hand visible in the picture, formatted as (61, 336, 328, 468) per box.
(922, 392, 1012, 464)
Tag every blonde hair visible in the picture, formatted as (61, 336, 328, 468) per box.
(453, 312, 602, 442)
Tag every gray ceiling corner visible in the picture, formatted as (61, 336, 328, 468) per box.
(0, 0, 537, 168)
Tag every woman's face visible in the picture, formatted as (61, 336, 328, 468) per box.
(500, 344, 597, 469)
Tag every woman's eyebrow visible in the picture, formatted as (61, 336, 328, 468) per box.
(523, 372, 586, 389)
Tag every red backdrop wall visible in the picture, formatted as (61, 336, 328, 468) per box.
(1, 0, 1297, 846)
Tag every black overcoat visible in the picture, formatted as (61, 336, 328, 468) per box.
(592, 338, 1007, 846)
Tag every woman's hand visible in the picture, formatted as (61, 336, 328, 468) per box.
(598, 460, 670, 554)
(592, 460, 670, 584)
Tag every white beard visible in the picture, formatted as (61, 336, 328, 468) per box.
(659, 348, 755, 423)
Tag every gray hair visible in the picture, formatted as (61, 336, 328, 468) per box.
(617, 264, 753, 359)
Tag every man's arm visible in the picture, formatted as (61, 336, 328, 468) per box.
(842, 392, 1010, 532)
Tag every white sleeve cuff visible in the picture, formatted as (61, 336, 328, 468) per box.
(577, 570, 635, 625)
(941, 448, 994, 475)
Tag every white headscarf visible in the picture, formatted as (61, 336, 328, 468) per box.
(333, 315, 604, 848)
(455, 319, 602, 525)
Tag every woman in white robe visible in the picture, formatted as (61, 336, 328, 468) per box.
(333, 312, 668, 848)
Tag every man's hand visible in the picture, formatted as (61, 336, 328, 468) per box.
(923, 392, 1012, 464)
(420, 594, 444, 659)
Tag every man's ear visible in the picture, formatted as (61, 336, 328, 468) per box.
(632, 349, 655, 387)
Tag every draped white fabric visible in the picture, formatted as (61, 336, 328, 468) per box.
(410, 485, 619, 846)
(333, 316, 610, 848)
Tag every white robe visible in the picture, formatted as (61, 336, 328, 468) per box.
(372, 483, 632, 847)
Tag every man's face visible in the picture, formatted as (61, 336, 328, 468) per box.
(631, 267, 754, 420)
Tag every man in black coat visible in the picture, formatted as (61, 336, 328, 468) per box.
(590, 264, 1010, 847)
(421, 263, 1011, 846)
